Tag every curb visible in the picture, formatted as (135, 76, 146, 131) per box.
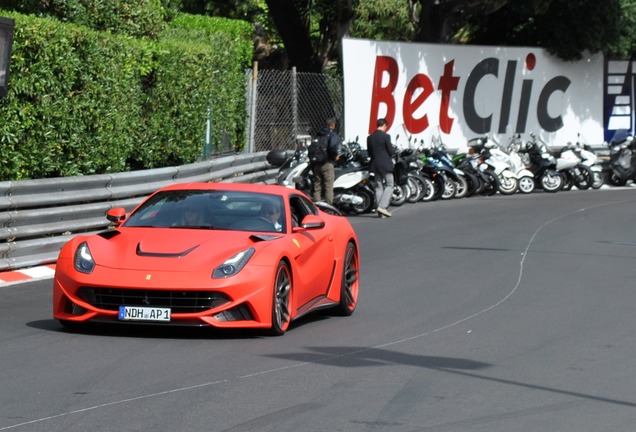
(0, 264, 56, 286)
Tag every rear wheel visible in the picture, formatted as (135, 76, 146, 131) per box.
(333, 242, 359, 316)
(350, 188, 374, 214)
(572, 165, 593, 190)
(269, 261, 292, 336)
(390, 184, 408, 206)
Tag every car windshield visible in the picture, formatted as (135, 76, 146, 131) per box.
(122, 190, 286, 233)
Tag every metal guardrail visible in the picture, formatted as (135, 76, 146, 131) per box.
(0, 152, 277, 271)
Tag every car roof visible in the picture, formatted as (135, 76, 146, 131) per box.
(160, 182, 295, 197)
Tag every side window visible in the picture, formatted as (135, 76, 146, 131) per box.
(289, 195, 318, 227)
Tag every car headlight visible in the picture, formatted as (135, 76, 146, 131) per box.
(212, 247, 255, 279)
(74, 241, 95, 274)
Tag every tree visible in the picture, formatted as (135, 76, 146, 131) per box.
(264, 0, 355, 72)
(409, 0, 636, 61)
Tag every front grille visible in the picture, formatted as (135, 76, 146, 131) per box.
(77, 287, 231, 314)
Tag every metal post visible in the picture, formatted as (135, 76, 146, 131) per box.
(247, 61, 258, 153)
(292, 66, 298, 148)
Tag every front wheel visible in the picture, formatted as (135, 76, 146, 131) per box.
(591, 170, 604, 189)
(571, 165, 593, 190)
(518, 176, 535, 194)
(609, 172, 627, 187)
(269, 261, 292, 336)
(541, 170, 563, 192)
(453, 175, 469, 199)
(406, 174, 426, 203)
(333, 242, 359, 316)
(497, 173, 518, 195)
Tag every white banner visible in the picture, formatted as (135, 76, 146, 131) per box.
(342, 38, 604, 149)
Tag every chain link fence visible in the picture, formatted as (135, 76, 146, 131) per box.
(245, 67, 343, 153)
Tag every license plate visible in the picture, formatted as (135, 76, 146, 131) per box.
(118, 306, 171, 322)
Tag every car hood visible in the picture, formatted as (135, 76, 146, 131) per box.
(88, 228, 277, 271)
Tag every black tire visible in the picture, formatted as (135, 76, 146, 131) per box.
(390, 184, 408, 206)
(462, 172, 479, 197)
(269, 261, 292, 336)
(453, 175, 469, 199)
(572, 165, 594, 190)
(497, 174, 518, 195)
(350, 187, 375, 214)
(406, 174, 427, 203)
(591, 170, 603, 189)
(609, 172, 627, 186)
(441, 178, 456, 200)
(431, 175, 445, 200)
(419, 176, 436, 202)
(333, 242, 359, 316)
(480, 170, 499, 196)
(541, 170, 563, 192)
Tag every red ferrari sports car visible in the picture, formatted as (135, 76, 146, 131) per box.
(53, 182, 360, 335)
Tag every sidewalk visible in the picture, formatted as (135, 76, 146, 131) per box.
(0, 264, 56, 285)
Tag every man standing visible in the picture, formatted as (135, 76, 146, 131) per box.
(312, 117, 340, 205)
(367, 118, 394, 218)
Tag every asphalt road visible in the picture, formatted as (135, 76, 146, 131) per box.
(2, 188, 636, 432)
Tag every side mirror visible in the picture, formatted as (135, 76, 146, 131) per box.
(293, 214, 326, 232)
(107, 207, 127, 224)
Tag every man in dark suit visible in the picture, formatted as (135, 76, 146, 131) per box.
(366, 118, 394, 218)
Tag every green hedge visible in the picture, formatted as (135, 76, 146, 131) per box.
(0, 11, 252, 180)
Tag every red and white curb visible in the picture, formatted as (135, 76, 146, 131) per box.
(0, 264, 56, 285)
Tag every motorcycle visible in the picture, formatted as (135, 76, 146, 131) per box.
(518, 134, 564, 192)
(425, 136, 471, 198)
(468, 137, 519, 195)
(567, 135, 604, 189)
(278, 139, 376, 214)
(606, 130, 636, 186)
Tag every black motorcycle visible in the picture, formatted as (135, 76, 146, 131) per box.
(606, 130, 636, 186)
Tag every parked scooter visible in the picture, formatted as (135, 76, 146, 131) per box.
(468, 137, 519, 195)
(277, 139, 376, 214)
(606, 130, 636, 186)
(518, 134, 564, 192)
(567, 134, 604, 189)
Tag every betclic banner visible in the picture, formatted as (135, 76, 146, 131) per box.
(342, 38, 604, 149)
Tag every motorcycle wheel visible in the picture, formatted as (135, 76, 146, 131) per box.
(591, 170, 603, 189)
(390, 184, 408, 206)
(609, 172, 627, 187)
(349, 188, 375, 214)
(572, 165, 594, 190)
(497, 173, 518, 195)
(462, 172, 479, 197)
(406, 174, 427, 203)
(480, 170, 499, 196)
(541, 170, 563, 192)
(453, 175, 469, 199)
(518, 176, 535, 194)
(419, 176, 436, 202)
(441, 178, 456, 200)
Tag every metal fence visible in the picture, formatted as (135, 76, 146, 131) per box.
(245, 67, 344, 153)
